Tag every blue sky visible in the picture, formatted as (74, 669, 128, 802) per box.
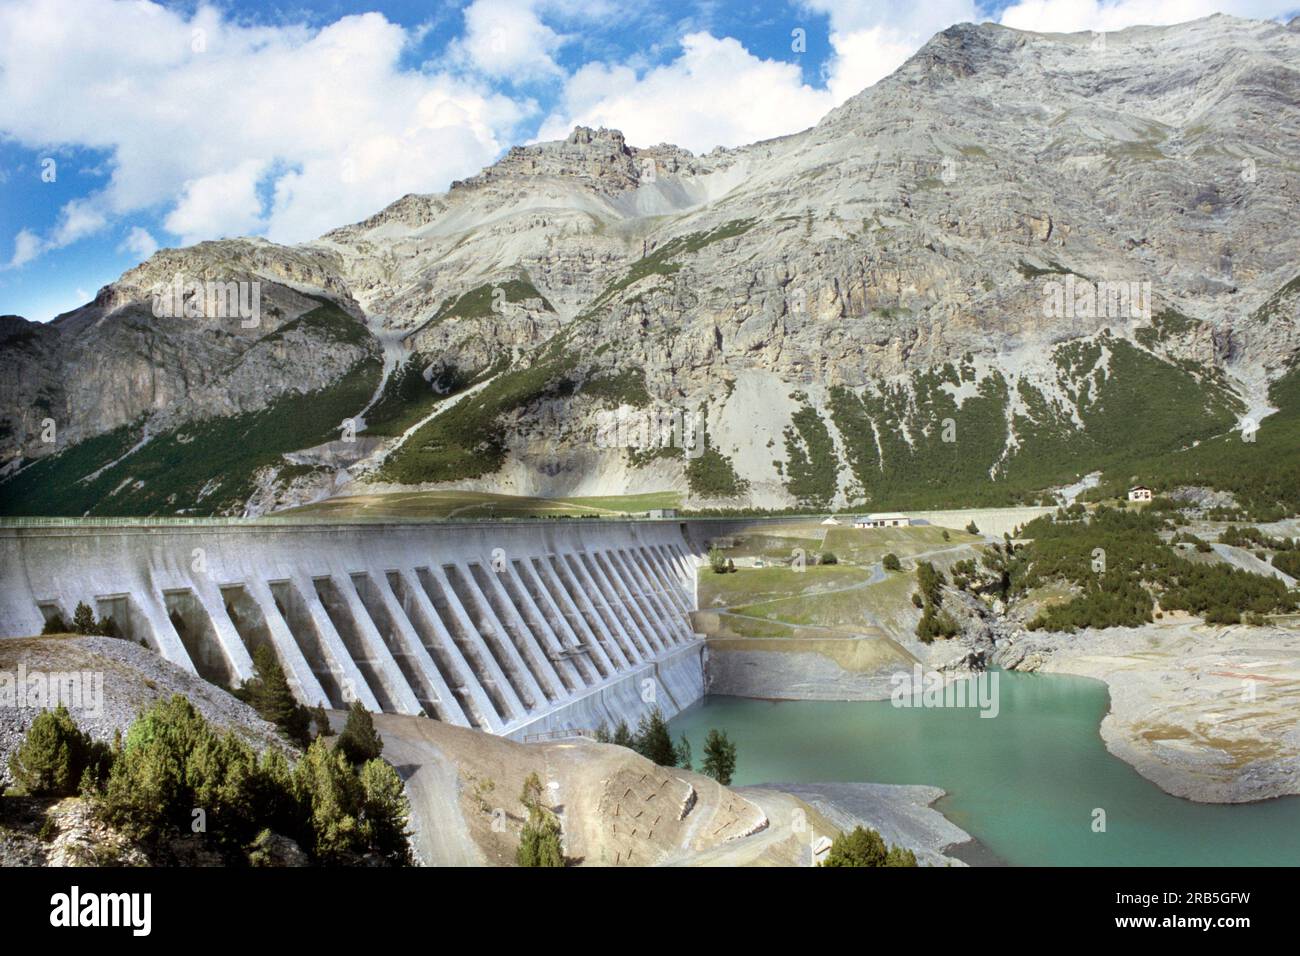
(1, 0, 1296, 322)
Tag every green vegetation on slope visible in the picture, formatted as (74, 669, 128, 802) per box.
(422, 277, 553, 330)
(1002, 506, 1296, 630)
(363, 354, 468, 438)
(0, 301, 381, 516)
(1249, 271, 1300, 325)
(829, 363, 1012, 508)
(782, 401, 839, 507)
(580, 367, 651, 408)
(686, 446, 749, 499)
(378, 345, 578, 484)
(1122, 358, 1300, 520)
(827, 334, 1243, 511)
(9, 694, 411, 865)
(259, 296, 373, 348)
(585, 219, 757, 313)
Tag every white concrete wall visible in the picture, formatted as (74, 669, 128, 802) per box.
(0, 518, 704, 737)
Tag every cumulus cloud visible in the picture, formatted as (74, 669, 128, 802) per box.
(5, 229, 42, 270)
(538, 32, 836, 153)
(119, 226, 160, 260)
(536, 2, 985, 153)
(803, 0, 980, 101)
(0, 0, 529, 262)
(49, 199, 109, 248)
(455, 0, 566, 80)
(163, 160, 267, 246)
(3, 199, 109, 270)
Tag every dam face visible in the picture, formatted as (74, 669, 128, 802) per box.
(0, 518, 705, 739)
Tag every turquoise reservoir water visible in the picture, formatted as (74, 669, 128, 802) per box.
(669, 671, 1300, 866)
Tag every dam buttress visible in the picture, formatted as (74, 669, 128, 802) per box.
(0, 518, 707, 738)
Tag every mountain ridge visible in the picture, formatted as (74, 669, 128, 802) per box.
(2, 14, 1298, 518)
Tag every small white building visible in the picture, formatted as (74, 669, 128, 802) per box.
(854, 512, 911, 529)
(646, 508, 678, 518)
(1127, 486, 1152, 502)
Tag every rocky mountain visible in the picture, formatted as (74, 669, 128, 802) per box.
(2, 14, 1299, 518)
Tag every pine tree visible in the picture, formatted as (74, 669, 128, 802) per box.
(676, 734, 692, 770)
(633, 708, 678, 766)
(311, 704, 332, 740)
(611, 719, 634, 748)
(701, 728, 737, 785)
(819, 825, 918, 867)
(516, 771, 563, 867)
(360, 758, 412, 865)
(885, 845, 919, 866)
(336, 700, 383, 765)
(244, 645, 312, 747)
(8, 705, 94, 796)
(293, 738, 365, 863)
(71, 601, 97, 635)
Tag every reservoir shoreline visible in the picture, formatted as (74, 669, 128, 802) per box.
(671, 667, 1300, 866)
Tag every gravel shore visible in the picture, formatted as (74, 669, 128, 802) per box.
(754, 781, 980, 866)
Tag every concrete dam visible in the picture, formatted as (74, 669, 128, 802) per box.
(0, 518, 708, 738)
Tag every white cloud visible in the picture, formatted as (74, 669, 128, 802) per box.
(50, 198, 108, 248)
(537, 2, 989, 153)
(120, 226, 159, 260)
(455, 0, 565, 80)
(0, 0, 529, 260)
(822, 26, 928, 102)
(802, 0, 980, 101)
(5, 0, 1294, 277)
(3, 200, 109, 270)
(5, 229, 42, 270)
(538, 32, 836, 153)
(163, 160, 267, 246)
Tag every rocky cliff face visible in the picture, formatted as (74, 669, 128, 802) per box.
(2, 15, 1298, 516)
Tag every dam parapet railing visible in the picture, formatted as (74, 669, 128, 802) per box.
(0, 504, 1054, 533)
(0, 514, 701, 529)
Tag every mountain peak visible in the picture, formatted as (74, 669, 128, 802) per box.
(564, 125, 627, 148)
(449, 125, 636, 193)
(446, 124, 703, 196)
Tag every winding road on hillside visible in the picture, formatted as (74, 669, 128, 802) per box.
(710, 539, 981, 639)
